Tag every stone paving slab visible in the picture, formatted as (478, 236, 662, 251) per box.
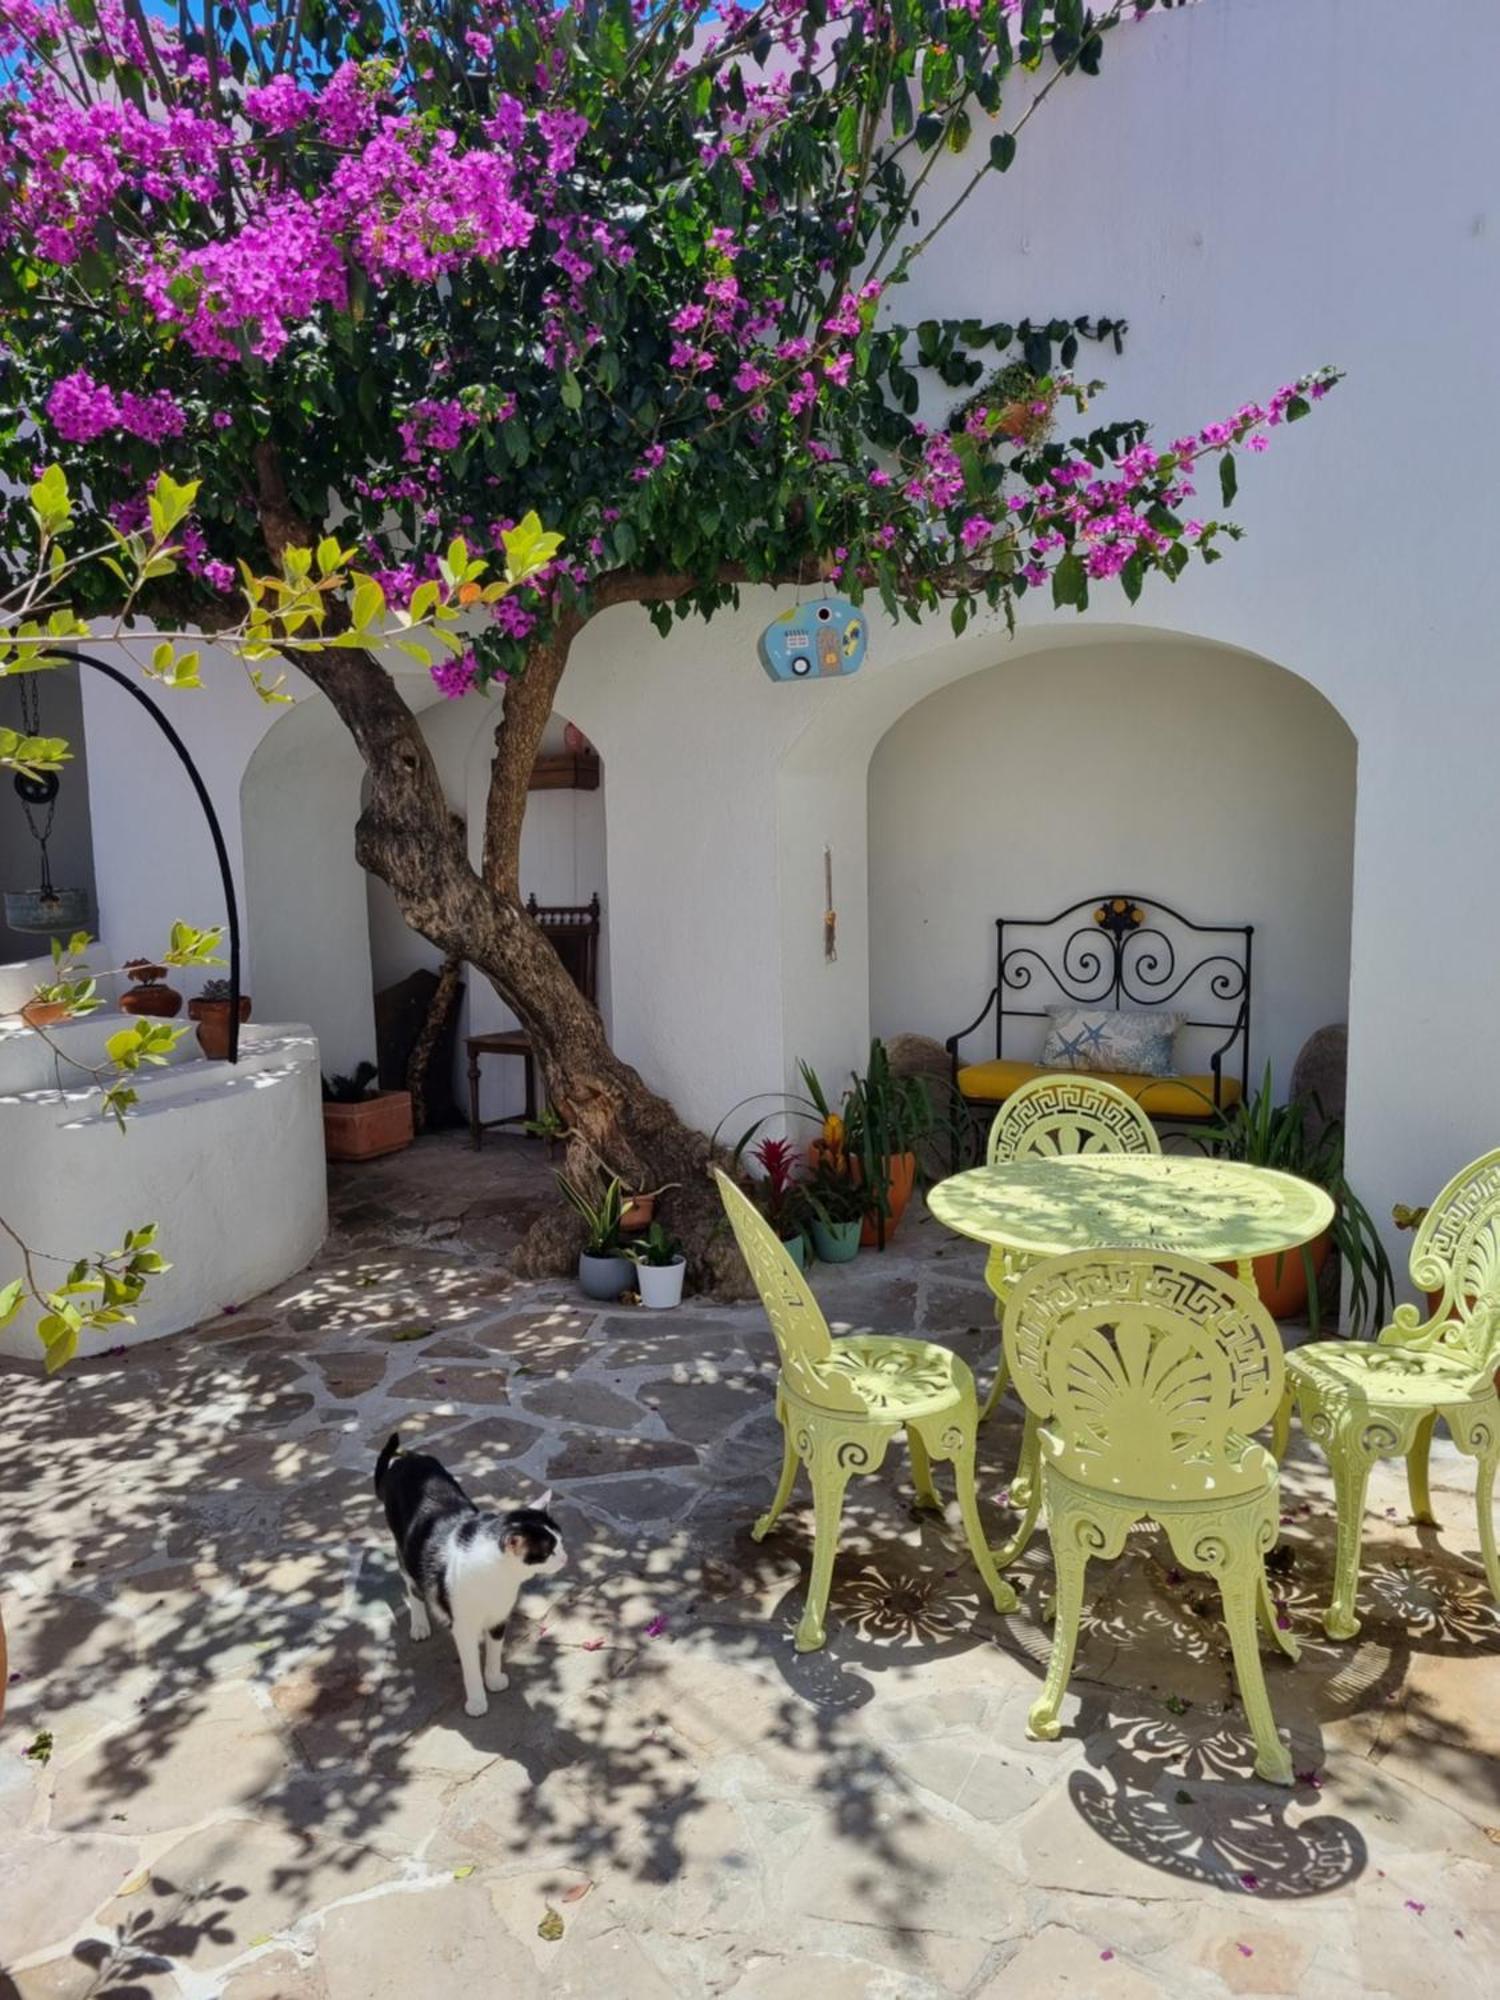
(2, 1131, 1498, 1997)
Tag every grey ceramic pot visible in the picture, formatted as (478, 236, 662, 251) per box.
(579, 1251, 634, 1301)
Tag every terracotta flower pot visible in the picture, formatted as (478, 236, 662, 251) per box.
(119, 963, 182, 1018)
(188, 994, 252, 1059)
(1219, 1230, 1331, 1318)
(620, 1191, 655, 1233)
(856, 1151, 919, 1249)
(323, 1089, 414, 1162)
(19, 998, 69, 1029)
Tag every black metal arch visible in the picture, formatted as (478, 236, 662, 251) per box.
(64, 649, 243, 1064)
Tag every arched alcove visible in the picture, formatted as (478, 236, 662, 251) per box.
(241, 693, 375, 1077)
(868, 636, 1357, 1092)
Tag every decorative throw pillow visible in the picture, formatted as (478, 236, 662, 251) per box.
(1040, 1006, 1183, 1078)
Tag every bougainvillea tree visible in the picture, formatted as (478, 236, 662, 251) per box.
(0, 0, 1335, 1277)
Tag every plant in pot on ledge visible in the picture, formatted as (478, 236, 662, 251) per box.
(558, 1172, 634, 1302)
(322, 1060, 415, 1162)
(628, 1221, 686, 1309)
(1211, 1063, 1394, 1332)
(188, 977, 251, 1059)
(841, 1038, 935, 1249)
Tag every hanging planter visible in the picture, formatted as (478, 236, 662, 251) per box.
(4, 886, 91, 935)
(118, 961, 183, 1019)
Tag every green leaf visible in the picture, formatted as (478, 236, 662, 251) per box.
(1219, 453, 1238, 507)
(0, 1279, 23, 1329)
(560, 371, 582, 412)
(989, 133, 1017, 173)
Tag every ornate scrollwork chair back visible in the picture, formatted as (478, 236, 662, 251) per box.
(1385, 1146, 1500, 1379)
(1004, 1253, 1284, 1503)
(985, 1074, 1162, 1167)
(713, 1167, 1016, 1651)
(1003, 1250, 1296, 1785)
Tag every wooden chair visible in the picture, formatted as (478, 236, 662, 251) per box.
(1007, 1250, 1298, 1784)
(1274, 1147, 1500, 1638)
(980, 1077, 1161, 1569)
(714, 1169, 1016, 1652)
(466, 895, 600, 1148)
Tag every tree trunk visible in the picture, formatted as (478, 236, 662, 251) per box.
(288, 620, 744, 1291)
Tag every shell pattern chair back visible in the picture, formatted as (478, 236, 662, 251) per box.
(1278, 1145, 1500, 1640)
(1385, 1146, 1500, 1380)
(713, 1167, 1015, 1651)
(1003, 1249, 1297, 1785)
(986, 1073, 1162, 1167)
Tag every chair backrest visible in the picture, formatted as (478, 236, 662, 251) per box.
(1384, 1147, 1500, 1372)
(986, 1074, 1162, 1167)
(714, 1168, 860, 1409)
(1003, 1250, 1283, 1501)
(526, 894, 601, 1005)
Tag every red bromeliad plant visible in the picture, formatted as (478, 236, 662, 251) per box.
(0, 0, 1337, 1279)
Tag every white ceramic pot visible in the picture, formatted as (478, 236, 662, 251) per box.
(636, 1257, 686, 1309)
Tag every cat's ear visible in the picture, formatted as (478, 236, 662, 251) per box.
(503, 1533, 529, 1559)
(535, 1488, 553, 1512)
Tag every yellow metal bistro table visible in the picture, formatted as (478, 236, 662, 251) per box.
(928, 1155, 1335, 1570)
(928, 1154, 1334, 1291)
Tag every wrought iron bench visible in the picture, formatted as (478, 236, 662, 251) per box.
(945, 894, 1252, 1159)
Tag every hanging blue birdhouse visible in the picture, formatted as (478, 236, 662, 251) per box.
(758, 597, 867, 683)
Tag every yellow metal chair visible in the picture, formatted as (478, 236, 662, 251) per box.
(980, 1076, 1161, 1565)
(714, 1168, 1017, 1652)
(1274, 1147, 1500, 1639)
(1006, 1250, 1298, 1784)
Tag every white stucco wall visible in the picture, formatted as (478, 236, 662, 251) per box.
(867, 638, 1356, 1093)
(56, 0, 1500, 1301)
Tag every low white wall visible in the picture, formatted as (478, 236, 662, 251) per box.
(0, 1016, 327, 1361)
(868, 638, 1357, 1093)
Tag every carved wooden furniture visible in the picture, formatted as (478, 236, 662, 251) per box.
(466, 894, 600, 1149)
(1005, 1249, 1298, 1784)
(714, 1169, 1017, 1652)
(945, 894, 1253, 1160)
(1275, 1146, 1500, 1639)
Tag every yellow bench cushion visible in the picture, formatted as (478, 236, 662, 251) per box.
(955, 1058, 1240, 1122)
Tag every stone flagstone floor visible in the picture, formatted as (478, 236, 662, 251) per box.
(1, 1133, 1498, 1998)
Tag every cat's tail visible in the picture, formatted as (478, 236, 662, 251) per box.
(374, 1431, 401, 1497)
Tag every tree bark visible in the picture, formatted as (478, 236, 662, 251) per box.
(288, 614, 741, 1290)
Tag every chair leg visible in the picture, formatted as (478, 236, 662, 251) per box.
(1406, 1412, 1439, 1526)
(1028, 1536, 1089, 1742)
(754, 1421, 799, 1543)
(979, 1348, 1009, 1424)
(1472, 1445, 1500, 1606)
(906, 1423, 942, 1512)
(994, 1427, 1045, 1568)
(1325, 1427, 1377, 1641)
(467, 1047, 482, 1151)
(797, 1439, 858, 1653)
(1221, 1567, 1294, 1786)
(937, 1421, 1018, 1615)
(1257, 1568, 1299, 1661)
(1271, 1389, 1293, 1464)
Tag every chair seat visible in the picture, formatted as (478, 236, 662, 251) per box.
(1287, 1339, 1489, 1407)
(467, 1029, 532, 1054)
(808, 1335, 974, 1418)
(1039, 1424, 1278, 1503)
(956, 1058, 1240, 1122)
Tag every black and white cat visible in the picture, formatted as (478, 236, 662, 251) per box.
(375, 1433, 566, 1717)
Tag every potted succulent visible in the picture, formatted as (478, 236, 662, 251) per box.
(841, 1038, 934, 1248)
(188, 977, 251, 1059)
(1211, 1065, 1393, 1331)
(557, 1172, 634, 1301)
(628, 1222, 687, 1309)
(118, 959, 183, 1018)
(322, 1060, 415, 1161)
(804, 1160, 867, 1264)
